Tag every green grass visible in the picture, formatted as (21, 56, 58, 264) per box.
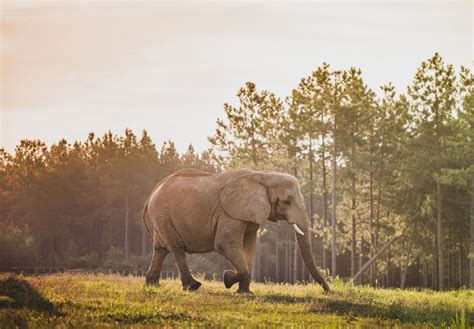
(0, 273, 472, 328)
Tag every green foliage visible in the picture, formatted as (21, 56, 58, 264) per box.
(208, 81, 286, 170)
(67, 252, 100, 269)
(0, 224, 36, 268)
(102, 247, 129, 269)
(101, 247, 149, 270)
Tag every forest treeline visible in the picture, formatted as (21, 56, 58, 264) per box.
(1, 53, 472, 290)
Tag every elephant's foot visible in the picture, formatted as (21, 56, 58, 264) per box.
(183, 279, 201, 292)
(145, 273, 160, 285)
(237, 278, 251, 294)
(236, 288, 253, 294)
(223, 270, 238, 289)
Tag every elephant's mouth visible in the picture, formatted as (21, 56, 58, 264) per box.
(269, 202, 303, 236)
(269, 214, 286, 223)
(269, 202, 286, 222)
(268, 212, 304, 235)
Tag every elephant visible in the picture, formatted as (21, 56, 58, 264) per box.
(142, 168, 330, 293)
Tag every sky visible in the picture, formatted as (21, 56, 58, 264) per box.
(1, 1, 472, 153)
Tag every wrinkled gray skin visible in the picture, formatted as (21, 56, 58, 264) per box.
(142, 168, 330, 293)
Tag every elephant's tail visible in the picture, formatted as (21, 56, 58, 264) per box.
(142, 199, 153, 240)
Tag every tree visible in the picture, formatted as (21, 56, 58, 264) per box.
(330, 70, 344, 278)
(408, 53, 458, 290)
(291, 63, 332, 279)
(208, 82, 284, 170)
(438, 66, 473, 287)
(337, 68, 374, 279)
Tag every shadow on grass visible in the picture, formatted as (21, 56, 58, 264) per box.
(0, 275, 61, 316)
(257, 293, 463, 326)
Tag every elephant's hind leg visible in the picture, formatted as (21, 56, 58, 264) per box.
(172, 250, 201, 291)
(146, 245, 169, 285)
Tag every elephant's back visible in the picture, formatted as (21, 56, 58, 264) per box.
(162, 171, 219, 198)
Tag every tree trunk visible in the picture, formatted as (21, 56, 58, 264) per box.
(309, 138, 314, 229)
(374, 129, 385, 287)
(353, 234, 398, 282)
(321, 126, 328, 271)
(331, 123, 337, 278)
(125, 192, 129, 261)
(352, 211, 419, 282)
(423, 255, 428, 288)
(358, 239, 363, 284)
(307, 137, 314, 283)
(400, 265, 404, 288)
(351, 146, 357, 277)
(458, 238, 462, 288)
(437, 180, 444, 290)
(401, 233, 415, 289)
(387, 245, 391, 287)
(351, 209, 356, 277)
(369, 128, 375, 286)
(470, 177, 474, 288)
(369, 171, 375, 285)
(331, 72, 339, 279)
(447, 227, 451, 289)
(374, 188, 381, 286)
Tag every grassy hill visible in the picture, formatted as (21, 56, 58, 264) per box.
(0, 273, 471, 328)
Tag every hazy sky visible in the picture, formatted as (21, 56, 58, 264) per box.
(1, 1, 472, 153)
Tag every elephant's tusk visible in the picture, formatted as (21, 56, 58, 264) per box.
(292, 224, 305, 236)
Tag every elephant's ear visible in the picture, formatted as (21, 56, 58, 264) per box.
(219, 175, 271, 225)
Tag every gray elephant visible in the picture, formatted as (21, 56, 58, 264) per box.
(142, 168, 330, 293)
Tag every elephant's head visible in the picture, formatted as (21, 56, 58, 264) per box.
(220, 171, 330, 292)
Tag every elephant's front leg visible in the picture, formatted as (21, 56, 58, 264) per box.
(222, 249, 251, 293)
(215, 219, 252, 293)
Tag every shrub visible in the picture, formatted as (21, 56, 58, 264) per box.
(102, 247, 130, 269)
(0, 224, 36, 268)
(67, 252, 100, 269)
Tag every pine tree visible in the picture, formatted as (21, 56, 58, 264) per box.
(408, 53, 458, 290)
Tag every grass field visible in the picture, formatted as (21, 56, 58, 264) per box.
(0, 273, 471, 328)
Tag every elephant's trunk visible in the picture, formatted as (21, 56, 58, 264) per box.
(296, 228, 330, 293)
